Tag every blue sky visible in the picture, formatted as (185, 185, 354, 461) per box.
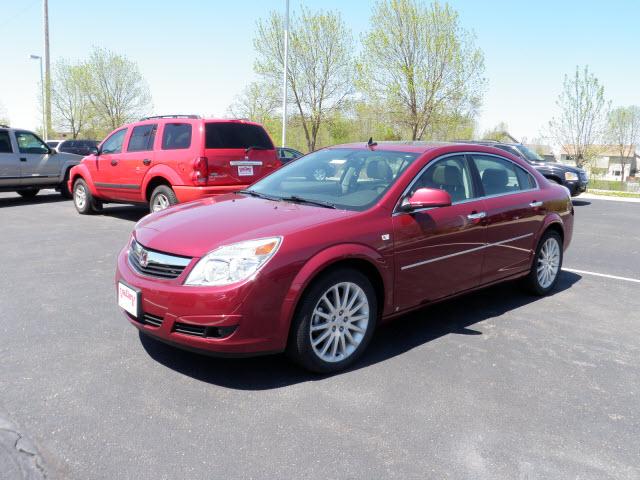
(1, 0, 638, 142)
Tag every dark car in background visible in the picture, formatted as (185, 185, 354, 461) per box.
(458, 141, 588, 196)
(58, 139, 99, 156)
(276, 147, 304, 164)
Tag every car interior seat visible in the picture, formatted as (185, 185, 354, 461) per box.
(481, 168, 509, 195)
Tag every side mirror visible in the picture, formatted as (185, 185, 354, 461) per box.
(89, 146, 99, 156)
(401, 187, 452, 211)
(49, 147, 56, 155)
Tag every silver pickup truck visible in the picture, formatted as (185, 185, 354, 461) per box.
(0, 125, 82, 198)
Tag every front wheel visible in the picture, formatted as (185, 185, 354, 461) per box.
(523, 230, 563, 295)
(73, 178, 97, 215)
(149, 185, 178, 213)
(287, 268, 377, 373)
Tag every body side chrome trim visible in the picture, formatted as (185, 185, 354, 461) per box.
(400, 233, 534, 271)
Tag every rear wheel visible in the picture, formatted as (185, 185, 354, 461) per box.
(149, 185, 178, 213)
(17, 188, 39, 199)
(523, 230, 563, 295)
(59, 170, 72, 198)
(73, 178, 97, 215)
(287, 268, 377, 373)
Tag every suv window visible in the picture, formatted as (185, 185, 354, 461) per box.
(205, 123, 273, 149)
(102, 129, 127, 154)
(471, 155, 532, 196)
(15, 131, 49, 154)
(413, 155, 476, 203)
(162, 123, 192, 150)
(128, 124, 157, 152)
(0, 131, 12, 153)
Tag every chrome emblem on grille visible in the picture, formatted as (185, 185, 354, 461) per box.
(138, 249, 149, 268)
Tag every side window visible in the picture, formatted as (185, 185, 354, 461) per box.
(162, 123, 192, 150)
(515, 166, 537, 190)
(101, 129, 127, 154)
(15, 131, 49, 154)
(127, 124, 157, 152)
(413, 155, 476, 203)
(471, 155, 529, 196)
(0, 131, 12, 153)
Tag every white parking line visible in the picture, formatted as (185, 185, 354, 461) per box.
(563, 268, 640, 284)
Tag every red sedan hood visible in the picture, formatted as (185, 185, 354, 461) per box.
(134, 194, 356, 258)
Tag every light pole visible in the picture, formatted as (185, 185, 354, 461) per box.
(30, 54, 47, 140)
(281, 0, 289, 147)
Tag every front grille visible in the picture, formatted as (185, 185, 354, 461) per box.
(173, 322, 237, 339)
(128, 240, 191, 279)
(127, 311, 164, 328)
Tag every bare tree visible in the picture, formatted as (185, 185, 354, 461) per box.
(607, 106, 640, 183)
(548, 66, 609, 167)
(0, 101, 9, 125)
(51, 60, 92, 138)
(83, 47, 152, 131)
(227, 81, 280, 125)
(358, 0, 485, 141)
(254, 7, 354, 151)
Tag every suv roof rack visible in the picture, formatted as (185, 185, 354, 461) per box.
(139, 114, 201, 121)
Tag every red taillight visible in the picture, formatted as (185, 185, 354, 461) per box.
(193, 156, 209, 183)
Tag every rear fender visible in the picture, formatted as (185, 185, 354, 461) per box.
(141, 164, 185, 200)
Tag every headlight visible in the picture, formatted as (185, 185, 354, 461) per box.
(184, 237, 282, 286)
(564, 171, 579, 181)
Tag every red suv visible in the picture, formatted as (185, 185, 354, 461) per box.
(116, 142, 574, 373)
(69, 115, 279, 213)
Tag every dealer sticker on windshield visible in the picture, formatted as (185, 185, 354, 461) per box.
(238, 166, 254, 176)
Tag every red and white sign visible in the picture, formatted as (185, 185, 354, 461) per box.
(118, 282, 139, 317)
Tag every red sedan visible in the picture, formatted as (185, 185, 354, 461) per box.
(116, 142, 573, 372)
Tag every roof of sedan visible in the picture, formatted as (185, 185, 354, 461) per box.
(329, 141, 509, 155)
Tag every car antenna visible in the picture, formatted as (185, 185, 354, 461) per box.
(367, 137, 377, 149)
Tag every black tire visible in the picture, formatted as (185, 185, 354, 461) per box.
(59, 170, 72, 199)
(523, 230, 563, 296)
(287, 268, 377, 373)
(73, 178, 96, 215)
(17, 188, 39, 199)
(149, 185, 178, 213)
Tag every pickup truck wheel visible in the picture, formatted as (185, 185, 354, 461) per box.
(17, 188, 40, 199)
(59, 172, 72, 199)
(150, 185, 178, 213)
(73, 179, 96, 215)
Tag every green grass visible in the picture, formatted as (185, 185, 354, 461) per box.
(587, 189, 640, 198)
(588, 179, 630, 191)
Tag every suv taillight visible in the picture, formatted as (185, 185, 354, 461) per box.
(193, 157, 209, 183)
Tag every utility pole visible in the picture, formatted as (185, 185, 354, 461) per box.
(281, 0, 289, 147)
(29, 55, 46, 140)
(43, 0, 51, 139)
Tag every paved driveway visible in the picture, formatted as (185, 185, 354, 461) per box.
(0, 192, 638, 479)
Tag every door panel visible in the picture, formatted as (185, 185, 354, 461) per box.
(94, 128, 128, 200)
(0, 130, 20, 186)
(116, 124, 157, 201)
(14, 131, 59, 186)
(393, 200, 488, 309)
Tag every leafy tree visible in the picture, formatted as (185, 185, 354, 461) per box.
(82, 47, 152, 131)
(482, 122, 514, 142)
(548, 65, 609, 167)
(358, 0, 485, 141)
(227, 81, 280, 125)
(0, 101, 9, 125)
(254, 7, 354, 151)
(51, 60, 93, 139)
(606, 106, 640, 182)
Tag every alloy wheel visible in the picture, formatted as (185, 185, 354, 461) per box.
(74, 184, 87, 210)
(309, 282, 370, 363)
(537, 237, 560, 288)
(152, 194, 170, 212)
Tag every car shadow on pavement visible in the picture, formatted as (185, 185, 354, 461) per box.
(572, 200, 591, 206)
(139, 271, 582, 391)
(100, 206, 149, 222)
(0, 192, 67, 208)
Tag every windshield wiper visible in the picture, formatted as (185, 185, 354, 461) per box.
(238, 189, 279, 201)
(244, 145, 269, 154)
(279, 195, 336, 209)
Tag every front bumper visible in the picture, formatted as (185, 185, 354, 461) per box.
(116, 248, 286, 356)
(173, 184, 250, 203)
(566, 180, 588, 196)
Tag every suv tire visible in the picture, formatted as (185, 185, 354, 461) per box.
(287, 268, 377, 373)
(523, 230, 563, 296)
(17, 188, 40, 199)
(73, 178, 98, 215)
(150, 185, 178, 213)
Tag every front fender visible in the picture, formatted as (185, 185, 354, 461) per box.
(68, 163, 99, 197)
(278, 243, 393, 340)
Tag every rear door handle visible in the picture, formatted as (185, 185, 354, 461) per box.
(20, 157, 27, 162)
(529, 201, 543, 208)
(467, 211, 487, 220)
(110, 159, 118, 166)
(142, 159, 151, 166)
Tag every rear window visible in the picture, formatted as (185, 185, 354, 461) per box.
(205, 123, 273, 149)
(0, 131, 12, 153)
(162, 123, 192, 150)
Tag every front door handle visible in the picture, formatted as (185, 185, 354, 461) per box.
(142, 159, 151, 166)
(110, 159, 118, 166)
(20, 157, 27, 162)
(529, 201, 543, 208)
(467, 211, 487, 220)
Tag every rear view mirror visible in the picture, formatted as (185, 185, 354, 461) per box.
(401, 187, 451, 211)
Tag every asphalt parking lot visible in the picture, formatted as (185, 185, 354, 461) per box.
(1, 191, 639, 480)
